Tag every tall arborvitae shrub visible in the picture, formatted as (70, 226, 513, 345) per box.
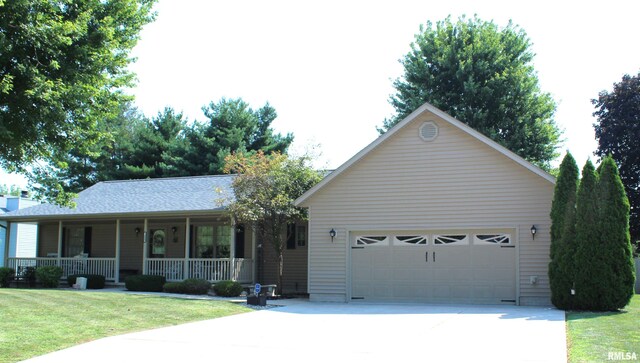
(573, 161, 602, 310)
(549, 152, 579, 309)
(548, 152, 579, 309)
(596, 157, 635, 310)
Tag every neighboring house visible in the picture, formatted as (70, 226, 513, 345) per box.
(1, 193, 39, 267)
(295, 102, 555, 306)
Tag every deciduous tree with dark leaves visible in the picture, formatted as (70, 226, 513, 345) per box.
(593, 72, 640, 251)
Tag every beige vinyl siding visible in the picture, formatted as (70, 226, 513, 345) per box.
(38, 223, 59, 256)
(303, 110, 554, 304)
(261, 223, 309, 294)
(89, 223, 116, 257)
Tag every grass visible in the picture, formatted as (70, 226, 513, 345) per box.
(0, 289, 252, 363)
(566, 294, 640, 362)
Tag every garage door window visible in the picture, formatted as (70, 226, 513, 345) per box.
(473, 234, 511, 245)
(393, 235, 428, 246)
(433, 234, 468, 245)
(355, 236, 389, 246)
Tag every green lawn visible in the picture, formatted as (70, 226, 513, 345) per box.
(0, 289, 251, 363)
(567, 294, 640, 362)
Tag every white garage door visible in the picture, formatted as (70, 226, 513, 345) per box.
(351, 230, 516, 304)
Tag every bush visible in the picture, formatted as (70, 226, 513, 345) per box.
(213, 280, 243, 297)
(163, 279, 211, 295)
(67, 274, 106, 289)
(35, 266, 63, 288)
(0, 267, 15, 288)
(125, 275, 166, 292)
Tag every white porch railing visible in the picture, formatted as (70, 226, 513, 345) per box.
(6, 257, 116, 281)
(147, 258, 185, 281)
(146, 258, 253, 283)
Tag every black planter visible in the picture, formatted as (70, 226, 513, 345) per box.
(247, 294, 267, 306)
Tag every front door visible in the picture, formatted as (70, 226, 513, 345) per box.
(149, 229, 166, 258)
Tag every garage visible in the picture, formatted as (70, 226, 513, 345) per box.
(351, 230, 516, 304)
(295, 102, 555, 305)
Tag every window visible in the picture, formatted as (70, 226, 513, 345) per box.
(393, 235, 428, 246)
(195, 226, 214, 258)
(355, 236, 389, 246)
(473, 234, 511, 245)
(66, 227, 85, 257)
(215, 226, 231, 258)
(150, 229, 166, 257)
(194, 225, 231, 258)
(296, 225, 307, 247)
(433, 234, 469, 245)
(286, 224, 308, 249)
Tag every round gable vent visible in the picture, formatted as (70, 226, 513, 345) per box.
(419, 121, 438, 141)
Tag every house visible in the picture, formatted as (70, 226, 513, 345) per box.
(294, 102, 555, 305)
(2, 102, 556, 305)
(2, 176, 252, 284)
(2, 176, 309, 292)
(1, 192, 39, 267)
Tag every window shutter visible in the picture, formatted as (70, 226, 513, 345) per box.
(286, 224, 296, 250)
(235, 224, 245, 258)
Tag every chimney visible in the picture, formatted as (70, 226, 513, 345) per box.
(20, 190, 29, 198)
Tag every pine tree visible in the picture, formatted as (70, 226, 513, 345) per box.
(597, 157, 635, 310)
(573, 161, 602, 310)
(548, 152, 579, 309)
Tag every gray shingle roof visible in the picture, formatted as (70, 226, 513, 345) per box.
(3, 175, 235, 220)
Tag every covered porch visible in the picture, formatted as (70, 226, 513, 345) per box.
(4, 215, 255, 284)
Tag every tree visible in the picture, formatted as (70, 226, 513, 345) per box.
(0, 184, 23, 196)
(0, 0, 156, 171)
(163, 98, 293, 176)
(593, 72, 640, 250)
(222, 151, 322, 294)
(26, 101, 147, 203)
(548, 152, 579, 309)
(124, 107, 187, 179)
(573, 160, 601, 310)
(382, 15, 560, 169)
(596, 156, 635, 310)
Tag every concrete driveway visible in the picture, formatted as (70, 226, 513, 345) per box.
(23, 302, 566, 363)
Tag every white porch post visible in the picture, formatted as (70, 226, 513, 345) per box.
(252, 227, 257, 283)
(230, 219, 236, 280)
(142, 219, 149, 274)
(115, 219, 121, 283)
(183, 217, 190, 279)
(56, 221, 63, 266)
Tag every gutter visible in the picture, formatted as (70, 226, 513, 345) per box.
(2, 209, 229, 223)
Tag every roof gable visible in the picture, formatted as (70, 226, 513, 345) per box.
(4, 175, 235, 220)
(295, 102, 555, 206)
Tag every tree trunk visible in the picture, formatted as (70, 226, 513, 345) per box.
(277, 250, 284, 296)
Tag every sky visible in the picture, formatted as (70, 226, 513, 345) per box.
(2, 0, 640, 188)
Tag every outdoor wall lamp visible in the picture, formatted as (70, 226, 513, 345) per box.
(135, 227, 141, 236)
(531, 225, 537, 240)
(329, 228, 337, 242)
